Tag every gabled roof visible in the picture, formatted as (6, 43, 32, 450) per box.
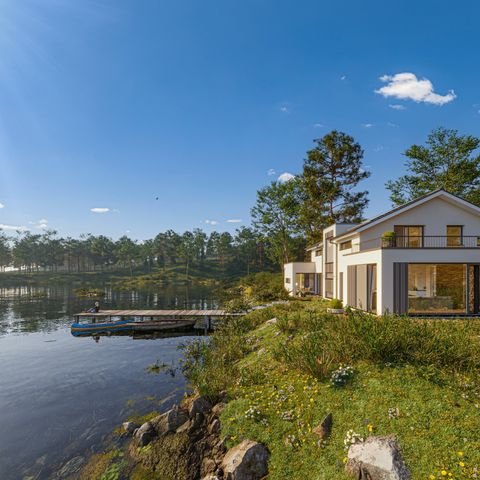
(332, 189, 480, 241)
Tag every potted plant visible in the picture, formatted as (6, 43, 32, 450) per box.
(327, 298, 344, 314)
(381, 231, 396, 248)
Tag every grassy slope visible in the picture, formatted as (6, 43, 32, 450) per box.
(209, 303, 480, 480)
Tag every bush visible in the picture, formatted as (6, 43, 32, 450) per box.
(275, 309, 480, 378)
(329, 298, 343, 309)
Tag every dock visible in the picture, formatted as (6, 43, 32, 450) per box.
(72, 309, 239, 335)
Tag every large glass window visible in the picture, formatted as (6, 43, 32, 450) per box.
(295, 273, 315, 294)
(447, 226, 463, 247)
(408, 264, 466, 314)
(394, 225, 424, 247)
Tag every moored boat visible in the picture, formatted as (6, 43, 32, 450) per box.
(71, 316, 132, 336)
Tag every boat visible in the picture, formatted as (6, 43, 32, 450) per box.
(71, 316, 133, 336)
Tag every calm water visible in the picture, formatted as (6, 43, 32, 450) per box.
(0, 284, 216, 480)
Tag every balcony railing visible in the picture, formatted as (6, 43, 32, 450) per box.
(381, 235, 480, 249)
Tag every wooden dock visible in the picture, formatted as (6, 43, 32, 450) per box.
(74, 309, 236, 318)
(73, 309, 239, 334)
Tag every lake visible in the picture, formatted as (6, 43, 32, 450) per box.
(0, 283, 217, 480)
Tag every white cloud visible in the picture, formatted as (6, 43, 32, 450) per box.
(389, 104, 406, 110)
(90, 207, 110, 213)
(313, 123, 324, 128)
(38, 218, 48, 224)
(205, 219, 219, 225)
(278, 172, 295, 183)
(340, 75, 347, 81)
(280, 106, 289, 113)
(373, 145, 384, 152)
(362, 123, 374, 128)
(0, 223, 28, 232)
(37, 223, 48, 230)
(0, 203, 4, 209)
(267, 168, 276, 176)
(376, 73, 456, 105)
(387, 122, 398, 127)
(227, 219, 242, 223)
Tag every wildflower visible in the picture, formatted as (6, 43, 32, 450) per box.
(457, 451, 464, 457)
(459, 462, 465, 467)
(367, 424, 374, 432)
(441, 470, 447, 476)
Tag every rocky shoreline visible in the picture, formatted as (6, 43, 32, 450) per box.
(121, 393, 269, 480)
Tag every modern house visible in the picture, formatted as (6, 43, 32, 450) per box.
(284, 189, 480, 316)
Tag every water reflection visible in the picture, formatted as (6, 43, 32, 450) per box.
(0, 283, 217, 480)
(0, 284, 217, 336)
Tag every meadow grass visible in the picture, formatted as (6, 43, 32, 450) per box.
(182, 300, 480, 479)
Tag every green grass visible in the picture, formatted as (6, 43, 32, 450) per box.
(182, 300, 480, 479)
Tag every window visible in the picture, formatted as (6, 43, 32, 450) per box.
(394, 225, 424, 247)
(340, 240, 352, 251)
(285, 277, 291, 284)
(315, 248, 323, 256)
(447, 225, 463, 247)
(408, 264, 466, 314)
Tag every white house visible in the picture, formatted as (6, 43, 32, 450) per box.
(284, 189, 480, 316)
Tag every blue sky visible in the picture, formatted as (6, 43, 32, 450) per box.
(0, 0, 478, 239)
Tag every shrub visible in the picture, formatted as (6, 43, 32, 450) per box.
(329, 298, 343, 309)
(276, 310, 480, 378)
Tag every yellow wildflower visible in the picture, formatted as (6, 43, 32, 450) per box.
(457, 451, 464, 457)
(441, 471, 447, 476)
(459, 462, 465, 467)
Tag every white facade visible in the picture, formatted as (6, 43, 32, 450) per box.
(284, 190, 480, 316)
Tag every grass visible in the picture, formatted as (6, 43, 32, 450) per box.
(182, 299, 480, 479)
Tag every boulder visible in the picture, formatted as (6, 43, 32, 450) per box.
(202, 475, 220, 480)
(209, 418, 221, 435)
(189, 395, 212, 417)
(222, 440, 269, 480)
(122, 421, 139, 436)
(211, 402, 226, 417)
(151, 406, 189, 436)
(346, 436, 410, 480)
(201, 457, 217, 475)
(266, 318, 278, 325)
(134, 421, 156, 446)
(313, 413, 333, 440)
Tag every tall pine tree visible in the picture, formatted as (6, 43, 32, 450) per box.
(300, 130, 370, 242)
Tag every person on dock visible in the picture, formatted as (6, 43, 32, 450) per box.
(87, 301, 100, 313)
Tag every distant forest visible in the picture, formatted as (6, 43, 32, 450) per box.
(0, 227, 280, 276)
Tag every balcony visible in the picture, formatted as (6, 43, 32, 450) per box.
(381, 235, 480, 249)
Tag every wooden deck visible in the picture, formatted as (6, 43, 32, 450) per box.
(75, 309, 235, 318)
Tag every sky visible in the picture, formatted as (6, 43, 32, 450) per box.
(0, 0, 479, 240)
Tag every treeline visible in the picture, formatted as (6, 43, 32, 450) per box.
(0, 227, 275, 276)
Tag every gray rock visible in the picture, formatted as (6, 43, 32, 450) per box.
(55, 456, 85, 478)
(346, 436, 410, 480)
(151, 406, 189, 436)
(176, 419, 191, 434)
(123, 421, 139, 436)
(222, 440, 269, 480)
(208, 418, 221, 435)
(265, 317, 278, 325)
(202, 457, 217, 475)
(211, 402, 226, 417)
(202, 475, 220, 480)
(313, 413, 333, 440)
(134, 421, 156, 446)
(189, 395, 212, 417)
